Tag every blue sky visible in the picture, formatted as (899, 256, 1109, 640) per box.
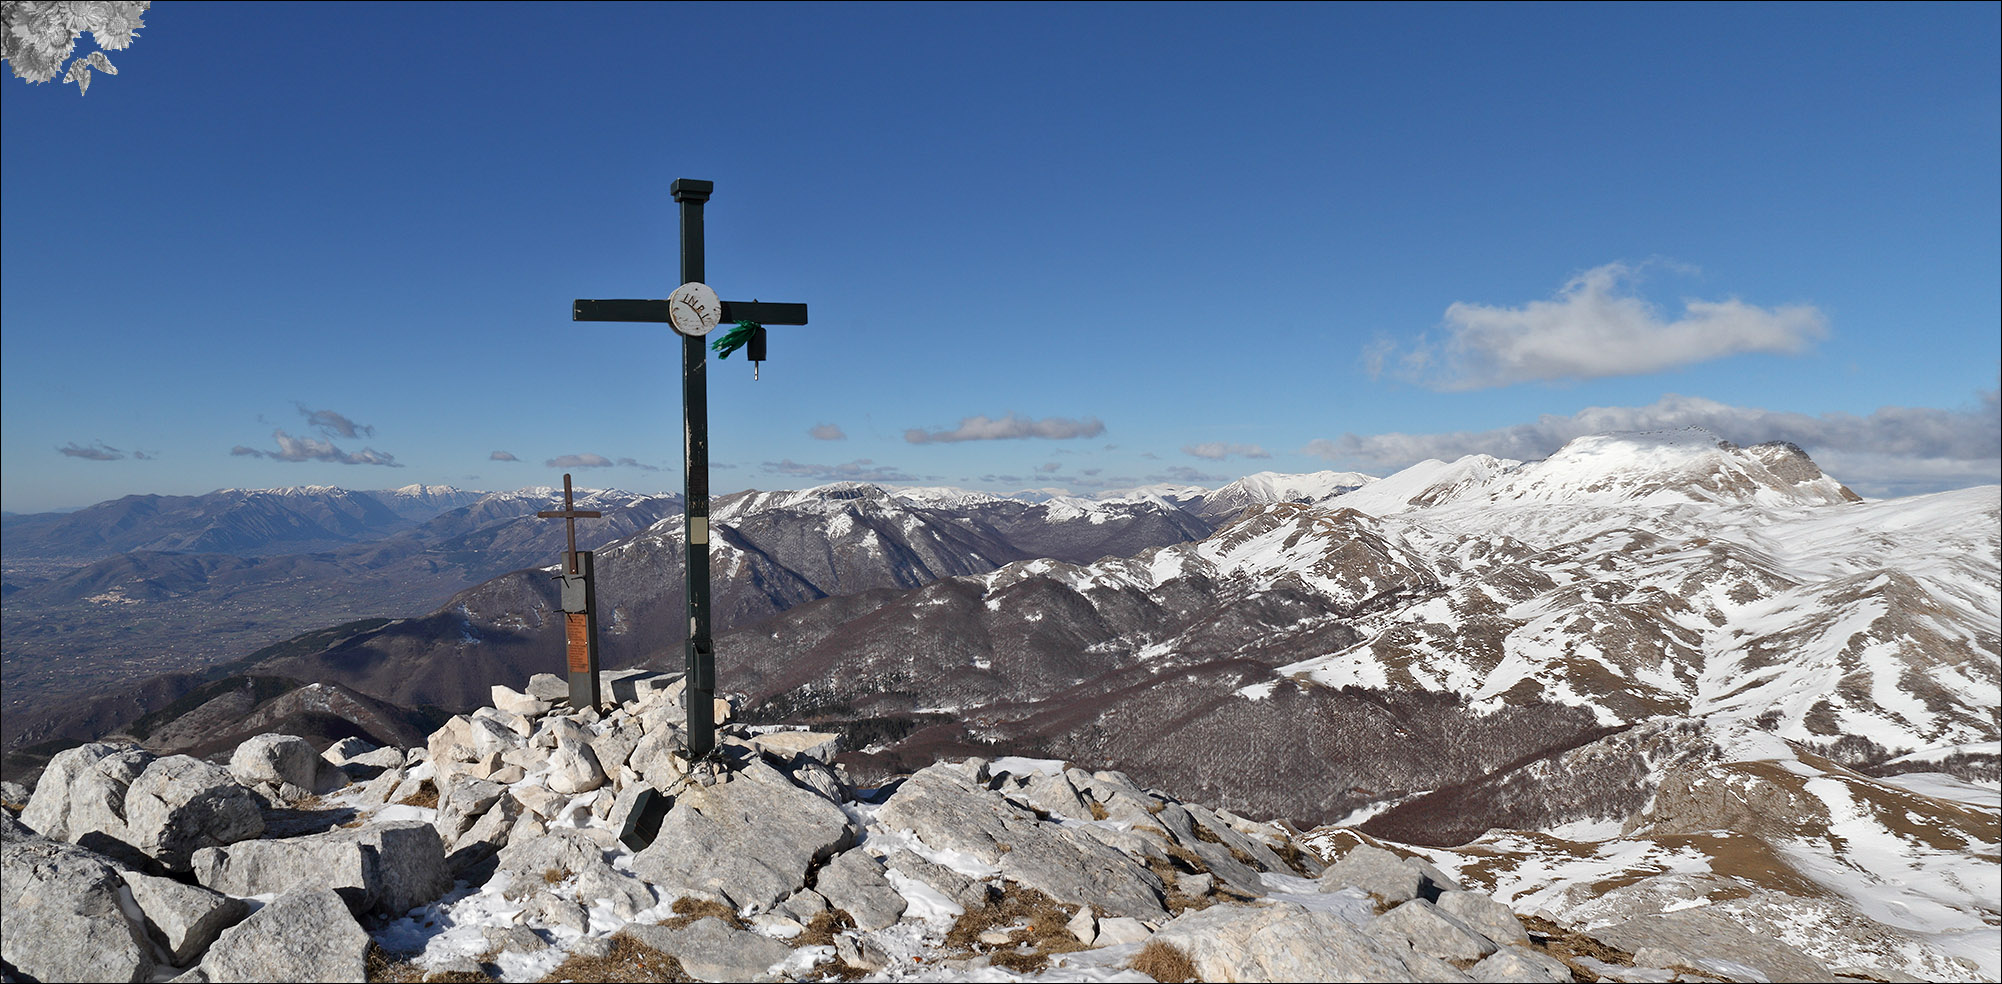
(3, 3, 1996, 513)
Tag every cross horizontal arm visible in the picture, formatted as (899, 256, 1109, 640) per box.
(573, 299, 808, 326)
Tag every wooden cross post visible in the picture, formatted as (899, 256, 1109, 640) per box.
(572, 178, 809, 759)
(536, 473, 604, 711)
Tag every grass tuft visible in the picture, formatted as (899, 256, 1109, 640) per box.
(537, 932, 693, 983)
(1126, 940, 1197, 983)
(660, 896, 745, 931)
(397, 779, 440, 809)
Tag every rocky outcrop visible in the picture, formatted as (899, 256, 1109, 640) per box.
(191, 819, 449, 917)
(198, 889, 371, 983)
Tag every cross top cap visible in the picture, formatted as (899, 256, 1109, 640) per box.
(670, 178, 713, 203)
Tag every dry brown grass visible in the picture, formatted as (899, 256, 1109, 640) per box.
(397, 779, 440, 809)
(1275, 839, 1318, 877)
(941, 883, 1091, 973)
(794, 907, 856, 947)
(536, 933, 693, 983)
(659, 896, 745, 931)
(1089, 801, 1109, 820)
(1126, 940, 1197, 982)
(363, 943, 434, 982)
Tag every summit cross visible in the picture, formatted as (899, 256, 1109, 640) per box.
(571, 178, 811, 760)
(535, 473, 603, 575)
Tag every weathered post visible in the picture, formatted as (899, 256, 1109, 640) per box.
(571, 179, 810, 760)
(536, 473, 604, 711)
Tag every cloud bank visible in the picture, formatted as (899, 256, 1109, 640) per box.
(490, 451, 520, 462)
(906, 413, 1105, 444)
(232, 430, 401, 466)
(1370, 263, 1827, 390)
(1183, 442, 1271, 460)
(1303, 390, 2000, 497)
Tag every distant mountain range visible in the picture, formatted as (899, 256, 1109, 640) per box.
(5, 430, 1991, 982)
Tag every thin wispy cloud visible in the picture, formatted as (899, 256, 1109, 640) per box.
(58, 441, 124, 461)
(490, 451, 520, 462)
(1303, 390, 2000, 497)
(1183, 442, 1271, 460)
(1369, 262, 1827, 390)
(548, 454, 656, 468)
(765, 458, 916, 483)
(809, 423, 847, 441)
(1157, 465, 1230, 484)
(232, 430, 402, 466)
(296, 404, 375, 439)
(1037, 462, 1061, 473)
(905, 413, 1105, 444)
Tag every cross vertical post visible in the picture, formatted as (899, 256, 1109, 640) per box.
(537, 474, 604, 710)
(571, 179, 810, 762)
(673, 178, 718, 758)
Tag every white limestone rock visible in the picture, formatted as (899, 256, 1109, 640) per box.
(631, 757, 856, 910)
(546, 736, 607, 794)
(1370, 897, 1498, 962)
(1151, 900, 1415, 982)
(0, 838, 154, 984)
(199, 889, 369, 984)
(814, 848, 908, 931)
(123, 869, 249, 966)
(621, 917, 795, 983)
(492, 684, 553, 718)
(227, 733, 322, 791)
(192, 820, 449, 917)
(1438, 890, 1529, 945)
(749, 730, 842, 764)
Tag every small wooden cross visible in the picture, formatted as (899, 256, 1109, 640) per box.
(535, 473, 602, 574)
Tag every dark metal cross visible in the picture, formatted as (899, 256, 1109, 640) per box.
(571, 178, 810, 760)
(535, 473, 603, 574)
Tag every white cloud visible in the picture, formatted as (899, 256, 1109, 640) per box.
(809, 423, 847, 441)
(490, 450, 520, 462)
(1373, 263, 1827, 390)
(546, 453, 614, 468)
(1183, 442, 1271, 460)
(1302, 390, 2000, 497)
(906, 413, 1105, 444)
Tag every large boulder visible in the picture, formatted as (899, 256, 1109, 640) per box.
(495, 827, 607, 896)
(122, 755, 266, 870)
(631, 757, 856, 909)
(876, 762, 1166, 919)
(199, 889, 370, 984)
(1593, 908, 1834, 983)
(19, 742, 131, 841)
(0, 838, 154, 983)
(192, 819, 449, 917)
(228, 733, 323, 791)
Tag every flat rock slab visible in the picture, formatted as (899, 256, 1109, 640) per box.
(1152, 901, 1414, 982)
(0, 838, 153, 984)
(622, 917, 794, 983)
(632, 757, 855, 909)
(876, 763, 1166, 920)
(200, 889, 369, 984)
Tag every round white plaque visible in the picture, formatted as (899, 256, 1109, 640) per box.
(667, 282, 723, 337)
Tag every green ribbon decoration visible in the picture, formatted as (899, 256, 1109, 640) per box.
(711, 321, 760, 359)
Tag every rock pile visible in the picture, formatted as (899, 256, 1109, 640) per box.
(4, 669, 1689, 982)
